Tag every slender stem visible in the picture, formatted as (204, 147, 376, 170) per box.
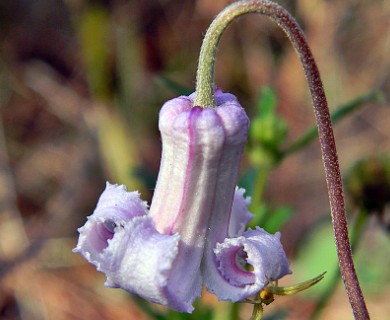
(250, 166, 270, 213)
(249, 303, 263, 320)
(195, 1, 369, 318)
(312, 210, 369, 319)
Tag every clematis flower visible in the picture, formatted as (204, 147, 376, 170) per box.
(73, 89, 291, 313)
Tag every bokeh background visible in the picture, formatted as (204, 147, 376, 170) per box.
(0, 0, 389, 319)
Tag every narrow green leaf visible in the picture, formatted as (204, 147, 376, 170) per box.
(256, 86, 277, 115)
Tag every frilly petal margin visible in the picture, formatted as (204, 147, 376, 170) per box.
(73, 183, 197, 313)
(228, 187, 254, 237)
(73, 182, 148, 264)
(204, 227, 291, 302)
(100, 216, 183, 310)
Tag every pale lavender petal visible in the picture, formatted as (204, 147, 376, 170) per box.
(228, 188, 254, 237)
(215, 91, 237, 105)
(200, 97, 253, 300)
(73, 182, 199, 312)
(82, 215, 186, 311)
(151, 101, 225, 236)
(156, 97, 194, 206)
(151, 92, 249, 240)
(150, 101, 227, 312)
(202, 100, 250, 246)
(203, 227, 291, 302)
(99, 216, 195, 312)
(149, 91, 248, 311)
(73, 182, 148, 263)
(97, 182, 148, 220)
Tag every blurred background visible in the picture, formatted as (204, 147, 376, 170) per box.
(0, 0, 389, 319)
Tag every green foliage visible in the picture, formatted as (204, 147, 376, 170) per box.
(294, 218, 338, 296)
(95, 106, 147, 193)
(256, 86, 277, 116)
(166, 306, 213, 320)
(249, 86, 288, 166)
(283, 90, 383, 157)
(78, 5, 111, 100)
(344, 154, 390, 215)
(354, 226, 390, 294)
(156, 75, 194, 96)
(249, 203, 294, 234)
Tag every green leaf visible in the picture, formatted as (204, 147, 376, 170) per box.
(256, 86, 277, 115)
(248, 203, 294, 233)
(95, 106, 146, 194)
(155, 75, 194, 96)
(166, 301, 213, 320)
(263, 206, 294, 233)
(354, 226, 390, 294)
(293, 218, 338, 297)
(239, 167, 258, 197)
(78, 5, 111, 100)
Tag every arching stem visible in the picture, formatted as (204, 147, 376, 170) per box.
(195, 1, 369, 319)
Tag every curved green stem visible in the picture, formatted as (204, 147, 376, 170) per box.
(249, 303, 263, 320)
(195, 1, 369, 318)
(250, 166, 270, 214)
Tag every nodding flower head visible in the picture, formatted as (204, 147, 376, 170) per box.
(73, 90, 291, 313)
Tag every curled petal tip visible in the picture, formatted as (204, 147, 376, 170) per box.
(74, 183, 149, 267)
(204, 228, 290, 302)
(74, 182, 200, 313)
(229, 187, 254, 237)
(98, 182, 148, 214)
(244, 228, 292, 279)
